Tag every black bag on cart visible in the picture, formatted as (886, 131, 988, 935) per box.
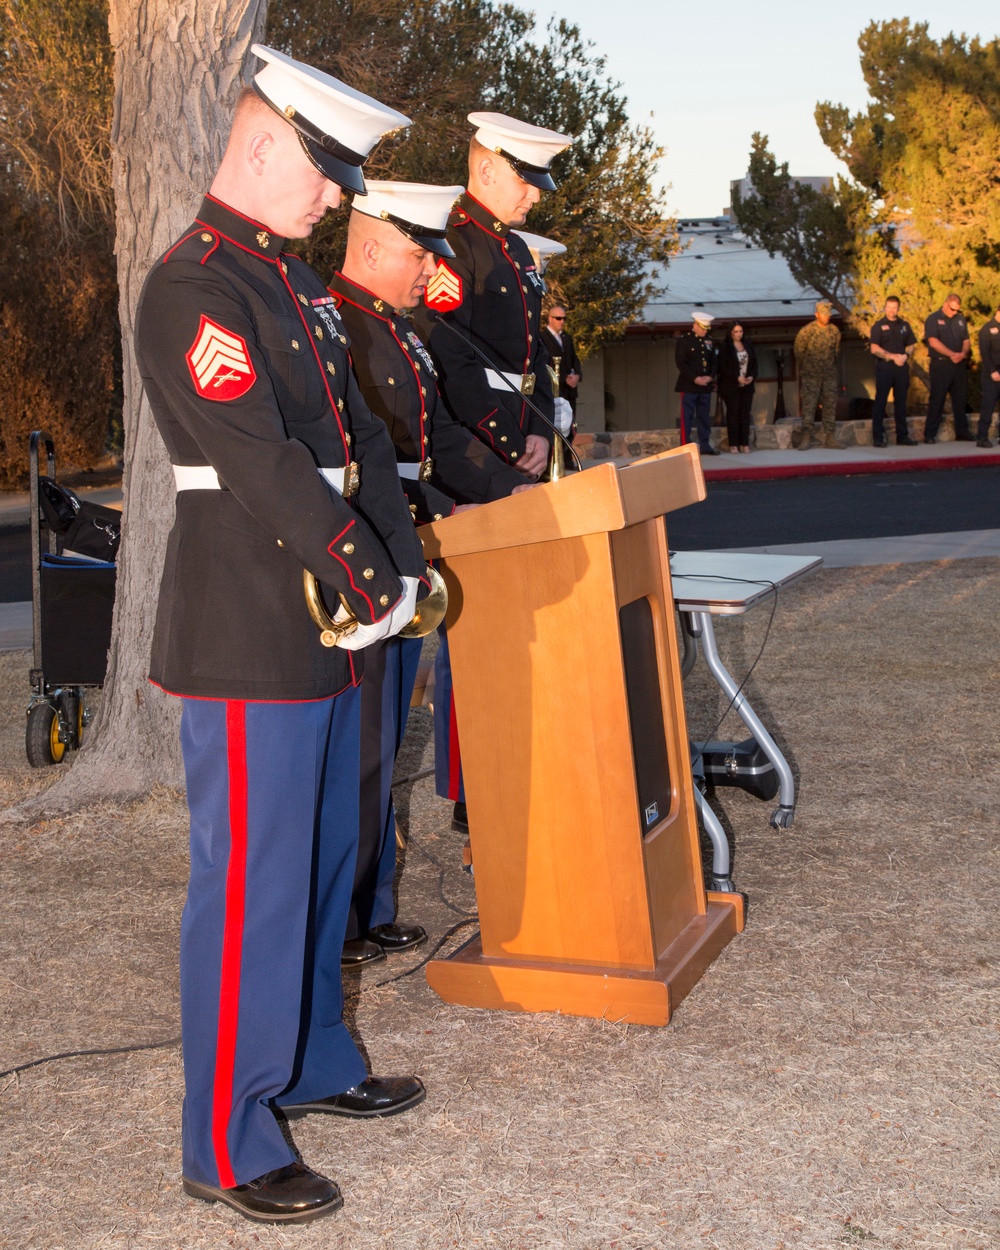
(695, 736, 780, 802)
(39, 554, 116, 686)
(37, 476, 121, 561)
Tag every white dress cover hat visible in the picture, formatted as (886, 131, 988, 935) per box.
(252, 43, 410, 195)
(353, 180, 464, 257)
(468, 111, 572, 190)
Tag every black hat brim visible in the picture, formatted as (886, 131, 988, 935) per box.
(301, 137, 367, 195)
(408, 230, 455, 258)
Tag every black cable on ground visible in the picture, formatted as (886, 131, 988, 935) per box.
(2, 834, 476, 1081)
(369, 917, 479, 989)
(0, 1035, 181, 1082)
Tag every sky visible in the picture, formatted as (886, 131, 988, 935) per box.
(525, 1, 1000, 219)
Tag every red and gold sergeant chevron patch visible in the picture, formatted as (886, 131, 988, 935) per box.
(424, 262, 463, 312)
(185, 315, 257, 401)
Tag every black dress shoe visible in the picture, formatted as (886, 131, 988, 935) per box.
(285, 1075, 426, 1119)
(700, 444, 721, 456)
(898, 435, 918, 445)
(955, 433, 975, 441)
(341, 938, 386, 967)
(368, 922, 427, 952)
(977, 437, 993, 448)
(451, 801, 469, 833)
(923, 436, 937, 444)
(183, 1161, 342, 1224)
(872, 437, 887, 448)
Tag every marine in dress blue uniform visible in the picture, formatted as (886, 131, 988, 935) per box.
(134, 45, 429, 1226)
(674, 311, 719, 455)
(415, 114, 572, 823)
(329, 182, 526, 959)
(869, 298, 918, 447)
(923, 294, 972, 442)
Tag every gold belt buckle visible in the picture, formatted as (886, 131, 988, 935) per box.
(520, 372, 536, 395)
(344, 461, 360, 498)
(419, 457, 434, 482)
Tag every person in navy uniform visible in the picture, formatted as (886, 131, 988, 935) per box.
(328, 181, 527, 961)
(674, 311, 719, 455)
(923, 293, 972, 443)
(135, 46, 430, 1226)
(976, 305, 1000, 448)
(869, 296, 918, 447)
(418, 111, 572, 481)
(541, 301, 582, 440)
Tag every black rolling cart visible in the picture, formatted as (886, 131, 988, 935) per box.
(26, 431, 120, 767)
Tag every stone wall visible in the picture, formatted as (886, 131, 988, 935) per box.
(572, 413, 994, 459)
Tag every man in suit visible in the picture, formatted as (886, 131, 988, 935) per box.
(541, 303, 582, 441)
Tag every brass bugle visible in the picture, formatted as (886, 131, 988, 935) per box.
(545, 354, 566, 482)
(304, 564, 448, 648)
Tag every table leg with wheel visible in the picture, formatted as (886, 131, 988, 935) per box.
(688, 609, 796, 827)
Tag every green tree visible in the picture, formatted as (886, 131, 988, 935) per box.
(0, 0, 118, 486)
(731, 132, 885, 323)
(266, 0, 677, 356)
(816, 18, 1000, 334)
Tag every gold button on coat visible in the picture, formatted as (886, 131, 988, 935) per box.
(363, 568, 375, 580)
(343, 542, 355, 554)
(380, 594, 390, 607)
(291, 339, 299, 350)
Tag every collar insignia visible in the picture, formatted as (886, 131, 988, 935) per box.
(256, 231, 270, 249)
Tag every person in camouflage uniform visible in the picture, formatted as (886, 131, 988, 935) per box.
(794, 300, 846, 449)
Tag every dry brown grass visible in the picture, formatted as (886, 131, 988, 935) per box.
(1, 559, 998, 1249)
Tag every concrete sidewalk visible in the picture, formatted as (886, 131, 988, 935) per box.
(699, 438, 1000, 482)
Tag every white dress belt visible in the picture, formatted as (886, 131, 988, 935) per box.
(173, 464, 350, 495)
(485, 367, 527, 392)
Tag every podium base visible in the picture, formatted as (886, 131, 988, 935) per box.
(426, 893, 745, 1027)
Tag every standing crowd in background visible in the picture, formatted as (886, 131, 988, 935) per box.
(671, 294, 1000, 455)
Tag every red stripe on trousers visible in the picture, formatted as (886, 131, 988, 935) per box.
(678, 393, 688, 445)
(211, 700, 249, 1189)
(448, 691, 461, 801)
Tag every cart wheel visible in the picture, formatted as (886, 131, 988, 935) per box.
(25, 702, 66, 767)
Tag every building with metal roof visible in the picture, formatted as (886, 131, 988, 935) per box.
(575, 214, 877, 436)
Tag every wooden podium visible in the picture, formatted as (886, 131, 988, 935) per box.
(419, 446, 744, 1026)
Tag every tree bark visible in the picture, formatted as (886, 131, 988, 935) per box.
(3, 2, 267, 823)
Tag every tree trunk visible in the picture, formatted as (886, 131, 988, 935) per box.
(3, 2, 267, 823)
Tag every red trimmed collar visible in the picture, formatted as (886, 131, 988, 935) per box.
(454, 192, 510, 239)
(196, 195, 288, 259)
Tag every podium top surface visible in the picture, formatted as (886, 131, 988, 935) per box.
(670, 550, 822, 614)
(419, 446, 706, 560)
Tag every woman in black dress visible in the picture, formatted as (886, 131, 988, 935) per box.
(717, 322, 757, 452)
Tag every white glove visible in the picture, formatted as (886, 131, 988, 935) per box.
(385, 575, 420, 637)
(332, 576, 409, 652)
(553, 397, 573, 436)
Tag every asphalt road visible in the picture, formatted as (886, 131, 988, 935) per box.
(665, 465, 1000, 550)
(2, 466, 999, 601)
